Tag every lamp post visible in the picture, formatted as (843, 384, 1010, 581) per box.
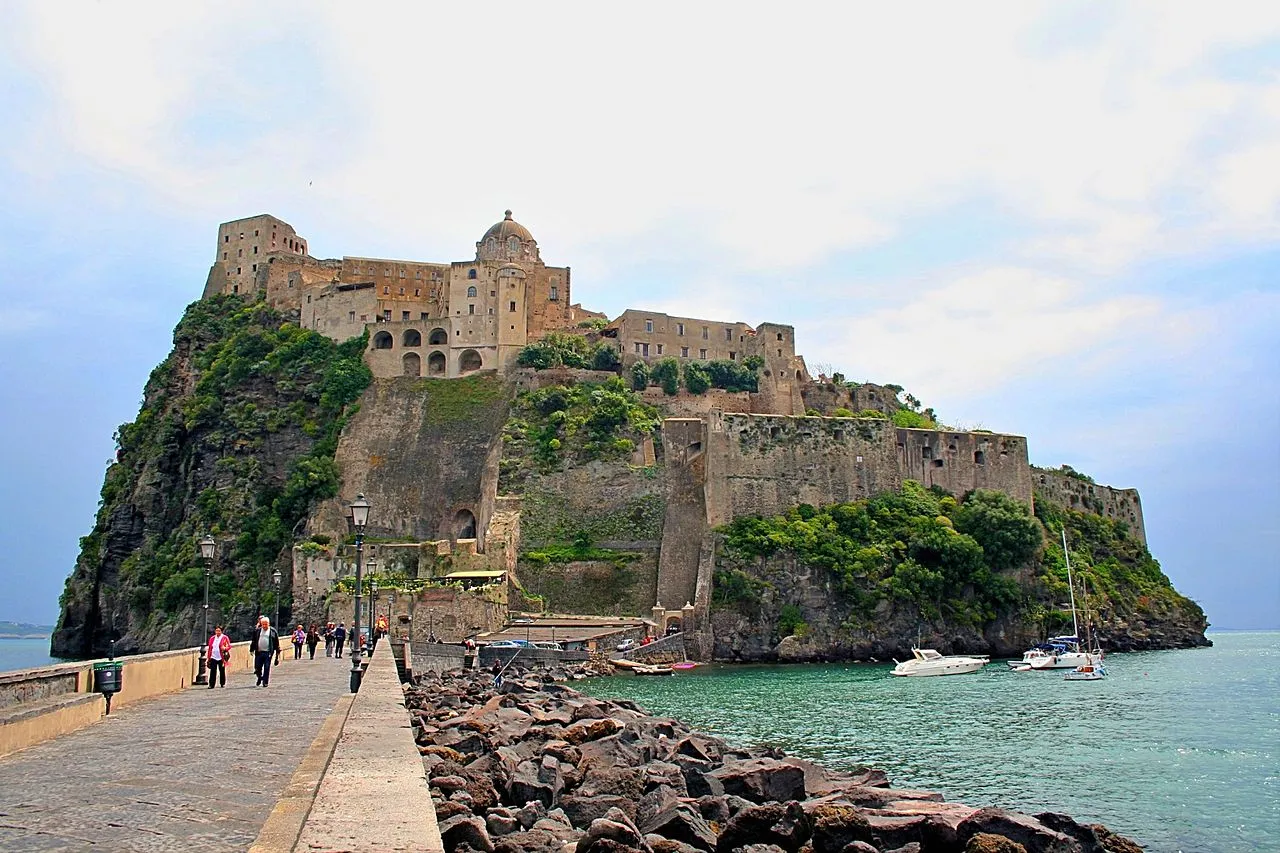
(272, 568, 282, 632)
(348, 493, 370, 692)
(194, 534, 216, 685)
(370, 578, 379, 650)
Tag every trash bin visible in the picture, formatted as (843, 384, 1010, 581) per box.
(94, 660, 123, 714)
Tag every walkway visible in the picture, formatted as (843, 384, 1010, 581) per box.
(0, 649, 356, 852)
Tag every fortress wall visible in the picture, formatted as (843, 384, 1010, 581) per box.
(801, 381, 903, 417)
(896, 429, 1033, 507)
(704, 412, 900, 525)
(262, 255, 340, 309)
(1034, 469, 1146, 544)
(302, 281, 378, 341)
(657, 419, 711, 611)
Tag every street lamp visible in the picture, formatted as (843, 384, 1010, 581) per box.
(348, 493, 370, 692)
(370, 577, 379, 649)
(272, 568, 282, 631)
(194, 534, 216, 685)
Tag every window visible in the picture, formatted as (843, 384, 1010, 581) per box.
(373, 331, 393, 349)
(416, 270, 422, 279)
(399, 270, 405, 278)
(635, 343, 642, 354)
(383, 286, 389, 294)
(383, 268, 390, 277)
(681, 346, 689, 357)
(224, 235, 229, 243)
(469, 304, 475, 315)
(725, 328, 733, 341)
(700, 348, 707, 359)
(251, 264, 256, 271)
(414, 288, 420, 296)
(254, 229, 259, 236)
(468, 269, 477, 279)
(777, 332, 784, 341)
(238, 248, 242, 257)
(645, 319, 654, 333)
(702, 326, 709, 339)
(729, 352, 737, 360)
(490, 290, 496, 297)
(656, 344, 664, 355)
(677, 323, 685, 335)
(253, 245, 258, 254)
(420, 312, 428, 320)
(239, 232, 244, 239)
(236, 267, 241, 274)
(399, 287, 404, 295)
(349, 311, 356, 322)
(382, 309, 391, 321)
(509, 301, 516, 312)
(222, 252, 227, 260)
(549, 285, 558, 300)
(467, 285, 477, 297)
(402, 311, 410, 321)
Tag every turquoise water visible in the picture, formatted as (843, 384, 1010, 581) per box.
(581, 632, 1278, 853)
(0, 637, 65, 671)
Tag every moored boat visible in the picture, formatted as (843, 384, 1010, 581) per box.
(891, 648, 989, 677)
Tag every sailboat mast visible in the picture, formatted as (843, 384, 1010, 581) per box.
(1062, 528, 1079, 639)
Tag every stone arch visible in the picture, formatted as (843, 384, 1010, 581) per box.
(427, 350, 446, 375)
(428, 327, 448, 345)
(373, 331, 393, 349)
(455, 509, 477, 540)
(403, 329, 421, 347)
(402, 352, 421, 377)
(459, 349, 483, 373)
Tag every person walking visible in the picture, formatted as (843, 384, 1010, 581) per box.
(333, 622, 347, 658)
(206, 626, 231, 689)
(251, 616, 281, 686)
(324, 622, 335, 657)
(291, 624, 306, 660)
(306, 624, 320, 659)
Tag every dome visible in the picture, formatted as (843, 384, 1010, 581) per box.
(481, 210, 534, 244)
(476, 209, 540, 262)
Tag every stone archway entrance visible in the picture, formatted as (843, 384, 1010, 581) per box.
(402, 352, 421, 377)
(455, 509, 477, 540)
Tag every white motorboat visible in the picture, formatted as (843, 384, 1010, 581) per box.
(1064, 661, 1107, 681)
(891, 648, 989, 677)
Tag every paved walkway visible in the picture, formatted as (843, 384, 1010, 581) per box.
(0, 650, 356, 852)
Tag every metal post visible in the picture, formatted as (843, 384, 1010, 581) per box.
(351, 534, 363, 691)
(273, 569, 282, 634)
(195, 564, 210, 685)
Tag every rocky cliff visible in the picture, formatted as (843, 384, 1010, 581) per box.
(52, 295, 370, 657)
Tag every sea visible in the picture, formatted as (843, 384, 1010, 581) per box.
(581, 631, 1278, 853)
(0, 637, 67, 672)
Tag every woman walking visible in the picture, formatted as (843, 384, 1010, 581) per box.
(291, 624, 306, 660)
(324, 622, 335, 657)
(306, 624, 320, 659)
(206, 626, 231, 688)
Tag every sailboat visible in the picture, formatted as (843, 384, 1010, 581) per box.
(1009, 529, 1104, 672)
(1064, 565, 1107, 681)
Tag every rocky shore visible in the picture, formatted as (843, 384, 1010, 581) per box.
(407, 665, 1141, 853)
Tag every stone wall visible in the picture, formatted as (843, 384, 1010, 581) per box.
(517, 552, 659, 617)
(656, 419, 711, 611)
(801, 381, 904, 417)
(1034, 468, 1147, 544)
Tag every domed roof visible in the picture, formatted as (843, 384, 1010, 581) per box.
(481, 210, 534, 244)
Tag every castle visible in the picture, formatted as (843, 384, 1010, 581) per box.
(206, 212, 1143, 643)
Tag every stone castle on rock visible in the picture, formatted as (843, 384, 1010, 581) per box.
(205, 211, 1146, 646)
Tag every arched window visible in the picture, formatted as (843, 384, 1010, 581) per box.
(459, 349, 483, 373)
(373, 331, 393, 349)
(467, 269, 477, 280)
(428, 327, 448, 345)
(402, 352, 421, 377)
(455, 509, 477, 540)
(507, 236, 520, 256)
(428, 351, 446, 375)
(467, 285, 477, 298)
(403, 329, 421, 347)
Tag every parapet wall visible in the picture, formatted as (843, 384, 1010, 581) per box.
(1034, 469, 1146, 544)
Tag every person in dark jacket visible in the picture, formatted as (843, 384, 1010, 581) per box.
(251, 617, 281, 686)
(333, 622, 347, 658)
(306, 624, 321, 659)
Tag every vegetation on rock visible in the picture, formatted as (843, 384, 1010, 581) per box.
(515, 332, 620, 372)
(498, 379, 662, 489)
(55, 295, 371, 655)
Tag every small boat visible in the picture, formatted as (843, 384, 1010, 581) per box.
(891, 648, 989, 677)
(1009, 531, 1104, 672)
(672, 661, 698, 670)
(635, 664, 675, 676)
(1064, 661, 1106, 681)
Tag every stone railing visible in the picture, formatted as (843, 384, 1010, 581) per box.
(0, 642, 254, 758)
(617, 632, 687, 664)
(254, 641, 443, 852)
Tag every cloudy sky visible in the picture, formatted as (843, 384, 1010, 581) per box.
(1, 2, 1276, 630)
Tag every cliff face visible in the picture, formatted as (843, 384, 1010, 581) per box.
(706, 486, 1209, 662)
(52, 296, 369, 658)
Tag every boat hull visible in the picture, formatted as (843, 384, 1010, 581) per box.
(891, 658, 989, 677)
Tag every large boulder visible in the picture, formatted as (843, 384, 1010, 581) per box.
(957, 809, 1082, 853)
(1034, 813, 1143, 853)
(709, 758, 807, 804)
(438, 813, 495, 853)
(715, 801, 811, 853)
(578, 806, 653, 853)
(561, 793, 639, 828)
(805, 803, 873, 853)
(967, 833, 1029, 853)
(639, 802, 718, 853)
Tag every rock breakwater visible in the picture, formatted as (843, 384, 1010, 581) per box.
(407, 666, 1141, 853)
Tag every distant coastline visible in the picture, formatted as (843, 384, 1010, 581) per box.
(0, 622, 54, 640)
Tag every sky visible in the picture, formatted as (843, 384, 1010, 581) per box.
(0, 2, 1276, 630)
